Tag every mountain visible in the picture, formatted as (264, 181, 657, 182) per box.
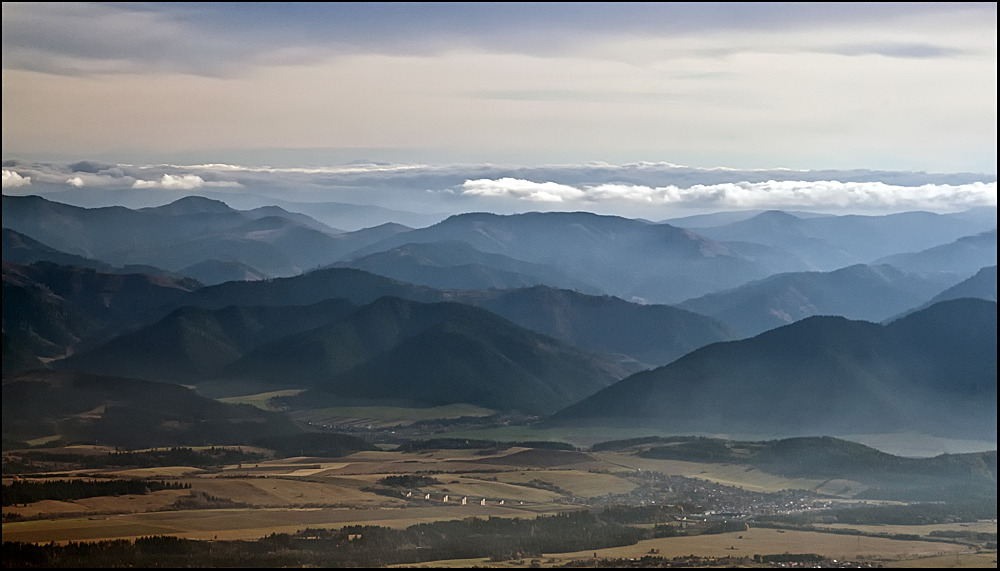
(696, 210, 997, 271)
(1, 369, 303, 449)
(676, 264, 951, 337)
(1, 195, 404, 279)
(550, 298, 997, 440)
(151, 268, 733, 367)
(58, 299, 358, 383)
(3, 228, 115, 271)
(177, 259, 268, 285)
(2, 261, 200, 359)
(875, 230, 997, 278)
(923, 265, 997, 305)
(222, 297, 630, 414)
(345, 211, 779, 303)
(450, 286, 735, 367)
(336, 240, 598, 292)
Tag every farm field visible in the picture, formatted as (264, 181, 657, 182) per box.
(405, 528, 979, 568)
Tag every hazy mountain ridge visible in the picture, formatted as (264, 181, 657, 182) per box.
(335, 240, 599, 293)
(875, 229, 997, 277)
(676, 263, 954, 337)
(1, 195, 410, 280)
(550, 298, 997, 440)
(345, 211, 778, 303)
(695, 210, 997, 271)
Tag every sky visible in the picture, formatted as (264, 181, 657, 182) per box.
(2, 3, 997, 217)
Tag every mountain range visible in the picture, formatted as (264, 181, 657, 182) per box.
(550, 298, 997, 440)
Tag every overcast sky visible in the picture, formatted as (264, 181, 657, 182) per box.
(3, 3, 996, 171)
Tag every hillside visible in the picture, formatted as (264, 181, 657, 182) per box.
(1, 195, 407, 279)
(550, 299, 997, 440)
(677, 264, 949, 337)
(345, 211, 777, 303)
(1, 370, 299, 448)
(336, 240, 598, 292)
(924, 265, 997, 305)
(697, 210, 997, 271)
(876, 229, 997, 277)
(58, 299, 358, 383)
(451, 286, 735, 366)
(224, 297, 630, 414)
(2, 261, 199, 359)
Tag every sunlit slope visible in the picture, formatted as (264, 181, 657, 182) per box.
(228, 297, 629, 414)
(549, 299, 997, 439)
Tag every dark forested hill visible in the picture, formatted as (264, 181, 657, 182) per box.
(57, 299, 358, 383)
(550, 299, 997, 440)
(225, 297, 631, 414)
(2, 261, 199, 359)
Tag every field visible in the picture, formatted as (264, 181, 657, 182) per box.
(291, 403, 495, 427)
(3, 443, 995, 567)
(405, 528, 979, 567)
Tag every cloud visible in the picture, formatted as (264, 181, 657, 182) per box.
(461, 178, 998, 210)
(3, 3, 989, 76)
(66, 176, 84, 187)
(2, 169, 31, 188)
(461, 178, 585, 202)
(132, 174, 242, 190)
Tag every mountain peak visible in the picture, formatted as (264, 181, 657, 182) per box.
(142, 196, 235, 216)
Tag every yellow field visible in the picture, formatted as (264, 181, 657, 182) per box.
(595, 452, 838, 494)
(2, 505, 540, 543)
(814, 521, 998, 537)
(218, 389, 304, 410)
(406, 528, 979, 568)
(883, 552, 998, 568)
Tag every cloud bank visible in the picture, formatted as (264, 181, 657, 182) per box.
(461, 178, 998, 210)
(131, 174, 241, 190)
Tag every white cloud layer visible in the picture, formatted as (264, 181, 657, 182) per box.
(2, 169, 31, 188)
(461, 178, 998, 210)
(131, 174, 241, 190)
